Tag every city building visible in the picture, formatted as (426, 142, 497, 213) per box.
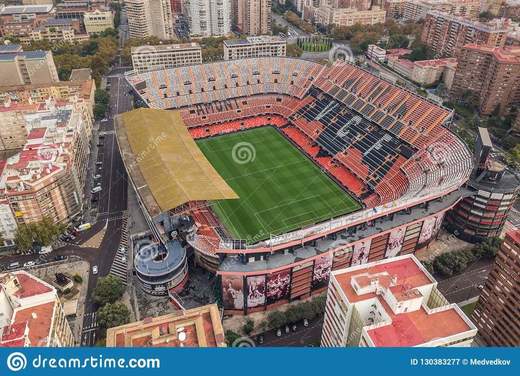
(471, 230, 520, 346)
(421, 11, 510, 57)
(23, 18, 89, 43)
(383, 0, 407, 19)
(321, 255, 477, 347)
(513, 112, 520, 135)
(83, 8, 114, 34)
(183, 0, 232, 37)
(446, 128, 520, 243)
(0, 271, 75, 347)
(223, 36, 286, 60)
(315, 6, 386, 27)
(402, 0, 480, 21)
(125, 0, 174, 40)
(0, 109, 28, 153)
(0, 196, 17, 248)
(131, 43, 202, 74)
(387, 56, 457, 86)
(0, 45, 59, 87)
(366, 44, 387, 62)
(0, 4, 55, 39)
(449, 44, 520, 116)
(0, 103, 92, 226)
(235, 0, 271, 36)
(106, 304, 226, 347)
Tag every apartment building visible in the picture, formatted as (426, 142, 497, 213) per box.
(402, 0, 480, 21)
(321, 255, 477, 347)
(315, 6, 386, 27)
(223, 36, 286, 60)
(131, 43, 202, 74)
(184, 0, 232, 37)
(0, 45, 59, 87)
(83, 8, 114, 34)
(0, 196, 17, 248)
(421, 11, 509, 57)
(366, 44, 387, 62)
(471, 230, 520, 346)
(125, 0, 174, 40)
(0, 271, 75, 347)
(449, 44, 520, 116)
(383, 0, 407, 19)
(235, 0, 271, 36)
(0, 4, 55, 39)
(24, 18, 89, 43)
(0, 103, 92, 226)
(106, 304, 226, 347)
(387, 55, 458, 86)
(0, 109, 28, 153)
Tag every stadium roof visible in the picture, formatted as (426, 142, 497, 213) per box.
(116, 108, 238, 216)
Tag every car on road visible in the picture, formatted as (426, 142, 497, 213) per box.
(95, 161, 103, 166)
(92, 265, 98, 275)
(23, 261, 36, 268)
(91, 186, 102, 194)
(54, 255, 68, 261)
(7, 262, 20, 270)
(94, 174, 101, 179)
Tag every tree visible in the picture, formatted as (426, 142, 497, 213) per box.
(97, 302, 130, 331)
(243, 318, 254, 335)
(474, 237, 501, 260)
(407, 42, 435, 61)
(14, 217, 65, 251)
(386, 34, 409, 49)
(93, 275, 125, 306)
(225, 330, 240, 346)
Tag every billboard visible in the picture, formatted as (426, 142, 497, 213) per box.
(222, 275, 244, 310)
(418, 217, 437, 244)
(266, 269, 291, 304)
(385, 227, 405, 258)
(247, 275, 266, 308)
(351, 239, 371, 266)
(312, 253, 333, 288)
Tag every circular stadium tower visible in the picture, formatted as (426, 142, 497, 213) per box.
(445, 160, 519, 243)
(134, 238, 188, 296)
(445, 127, 520, 243)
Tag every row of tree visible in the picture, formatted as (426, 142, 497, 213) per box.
(14, 217, 66, 251)
(93, 275, 130, 340)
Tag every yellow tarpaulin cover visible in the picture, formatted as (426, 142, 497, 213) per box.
(116, 108, 238, 215)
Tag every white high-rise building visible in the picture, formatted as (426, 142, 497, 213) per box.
(125, 0, 174, 40)
(184, 0, 232, 37)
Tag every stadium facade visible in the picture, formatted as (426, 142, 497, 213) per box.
(118, 58, 474, 314)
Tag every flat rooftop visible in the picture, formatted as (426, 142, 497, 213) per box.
(106, 304, 226, 347)
(131, 43, 201, 54)
(224, 36, 285, 47)
(332, 255, 476, 347)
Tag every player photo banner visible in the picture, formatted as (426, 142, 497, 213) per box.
(266, 269, 291, 304)
(312, 253, 333, 288)
(222, 275, 244, 310)
(351, 239, 371, 266)
(418, 217, 437, 245)
(385, 227, 405, 258)
(247, 275, 266, 308)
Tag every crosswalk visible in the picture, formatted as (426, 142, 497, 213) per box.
(108, 216, 129, 285)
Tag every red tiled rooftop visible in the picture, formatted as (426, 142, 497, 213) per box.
(12, 272, 53, 299)
(463, 44, 520, 64)
(27, 127, 47, 140)
(12, 301, 55, 346)
(334, 257, 432, 303)
(367, 304, 471, 347)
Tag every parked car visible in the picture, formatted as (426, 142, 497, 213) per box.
(23, 261, 36, 268)
(54, 255, 68, 261)
(92, 265, 98, 275)
(91, 186, 102, 194)
(94, 174, 101, 179)
(7, 262, 20, 270)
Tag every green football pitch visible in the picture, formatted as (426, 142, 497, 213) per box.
(196, 127, 361, 242)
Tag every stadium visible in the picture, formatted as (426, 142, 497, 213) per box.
(116, 57, 473, 314)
